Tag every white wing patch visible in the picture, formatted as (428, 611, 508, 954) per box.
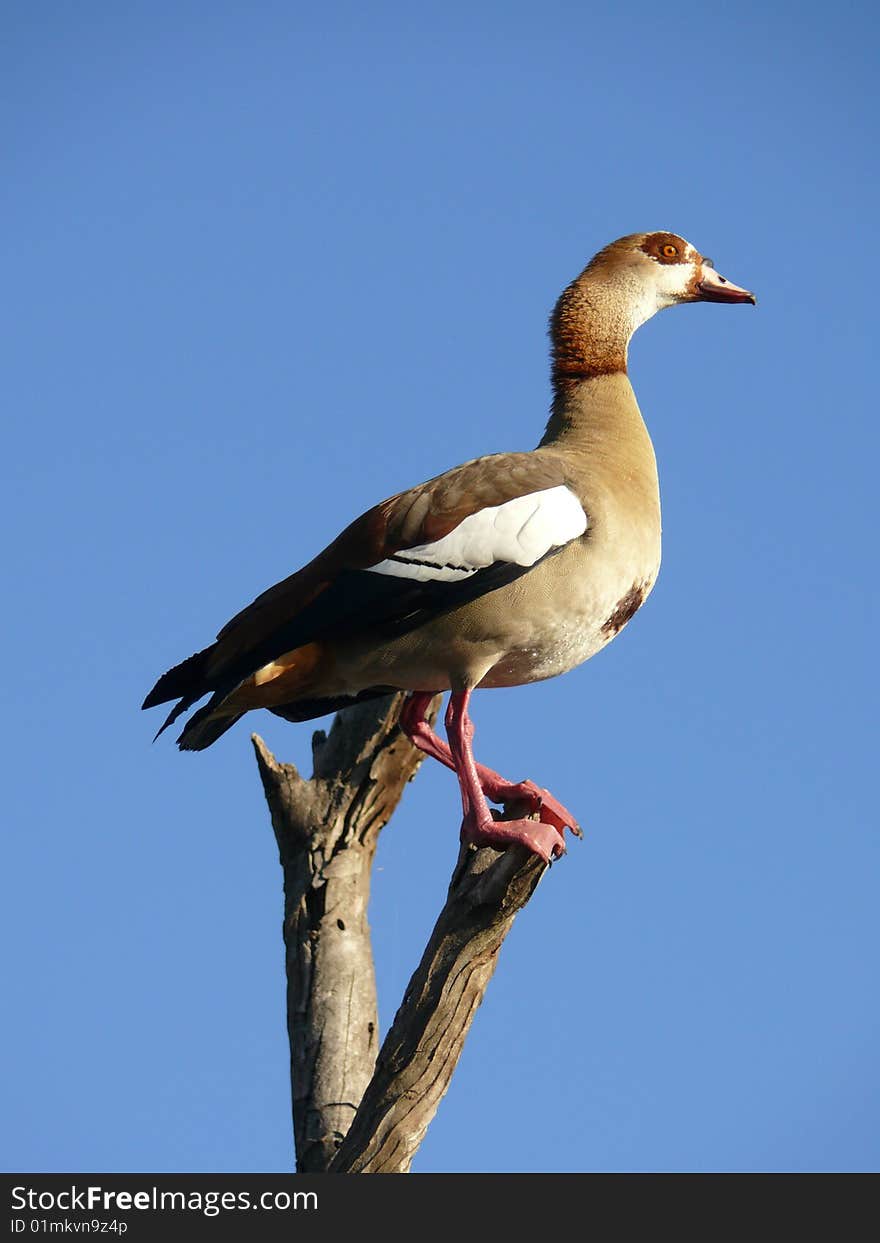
(366, 485, 587, 583)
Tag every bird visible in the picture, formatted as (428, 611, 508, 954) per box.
(144, 231, 755, 864)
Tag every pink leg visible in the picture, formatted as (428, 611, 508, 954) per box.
(400, 692, 582, 839)
(399, 692, 455, 769)
(445, 689, 568, 864)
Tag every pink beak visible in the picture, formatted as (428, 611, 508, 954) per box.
(698, 265, 756, 305)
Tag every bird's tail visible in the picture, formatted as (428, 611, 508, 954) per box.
(176, 697, 246, 751)
(144, 640, 386, 749)
(142, 646, 213, 711)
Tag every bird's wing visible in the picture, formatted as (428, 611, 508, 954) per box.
(217, 453, 586, 671)
(143, 452, 588, 715)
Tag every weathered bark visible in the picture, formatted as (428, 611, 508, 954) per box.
(252, 692, 439, 1173)
(255, 697, 554, 1174)
(330, 834, 546, 1173)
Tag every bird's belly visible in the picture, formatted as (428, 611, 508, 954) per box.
(331, 550, 657, 695)
(479, 569, 652, 686)
(478, 615, 609, 687)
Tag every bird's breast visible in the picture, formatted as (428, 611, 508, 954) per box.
(487, 470, 663, 681)
(477, 563, 658, 687)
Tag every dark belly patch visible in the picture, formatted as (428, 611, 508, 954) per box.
(602, 582, 646, 636)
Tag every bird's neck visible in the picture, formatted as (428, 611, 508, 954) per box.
(547, 269, 658, 396)
(538, 372, 647, 452)
(540, 267, 662, 462)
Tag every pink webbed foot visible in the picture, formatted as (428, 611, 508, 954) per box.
(478, 775, 583, 839)
(460, 813, 567, 865)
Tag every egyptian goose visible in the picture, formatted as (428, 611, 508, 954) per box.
(144, 231, 754, 863)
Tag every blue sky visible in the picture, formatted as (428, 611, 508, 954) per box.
(3, 1, 877, 1173)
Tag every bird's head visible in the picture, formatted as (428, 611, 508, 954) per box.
(550, 230, 756, 386)
(586, 231, 756, 322)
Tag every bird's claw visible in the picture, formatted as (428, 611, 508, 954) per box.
(485, 776, 582, 840)
(533, 785, 584, 839)
(461, 814, 566, 865)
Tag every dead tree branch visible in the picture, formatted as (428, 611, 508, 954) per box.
(330, 836, 546, 1173)
(252, 693, 438, 1173)
(254, 697, 552, 1174)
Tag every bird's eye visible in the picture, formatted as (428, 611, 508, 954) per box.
(703, 256, 715, 269)
(662, 243, 679, 258)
